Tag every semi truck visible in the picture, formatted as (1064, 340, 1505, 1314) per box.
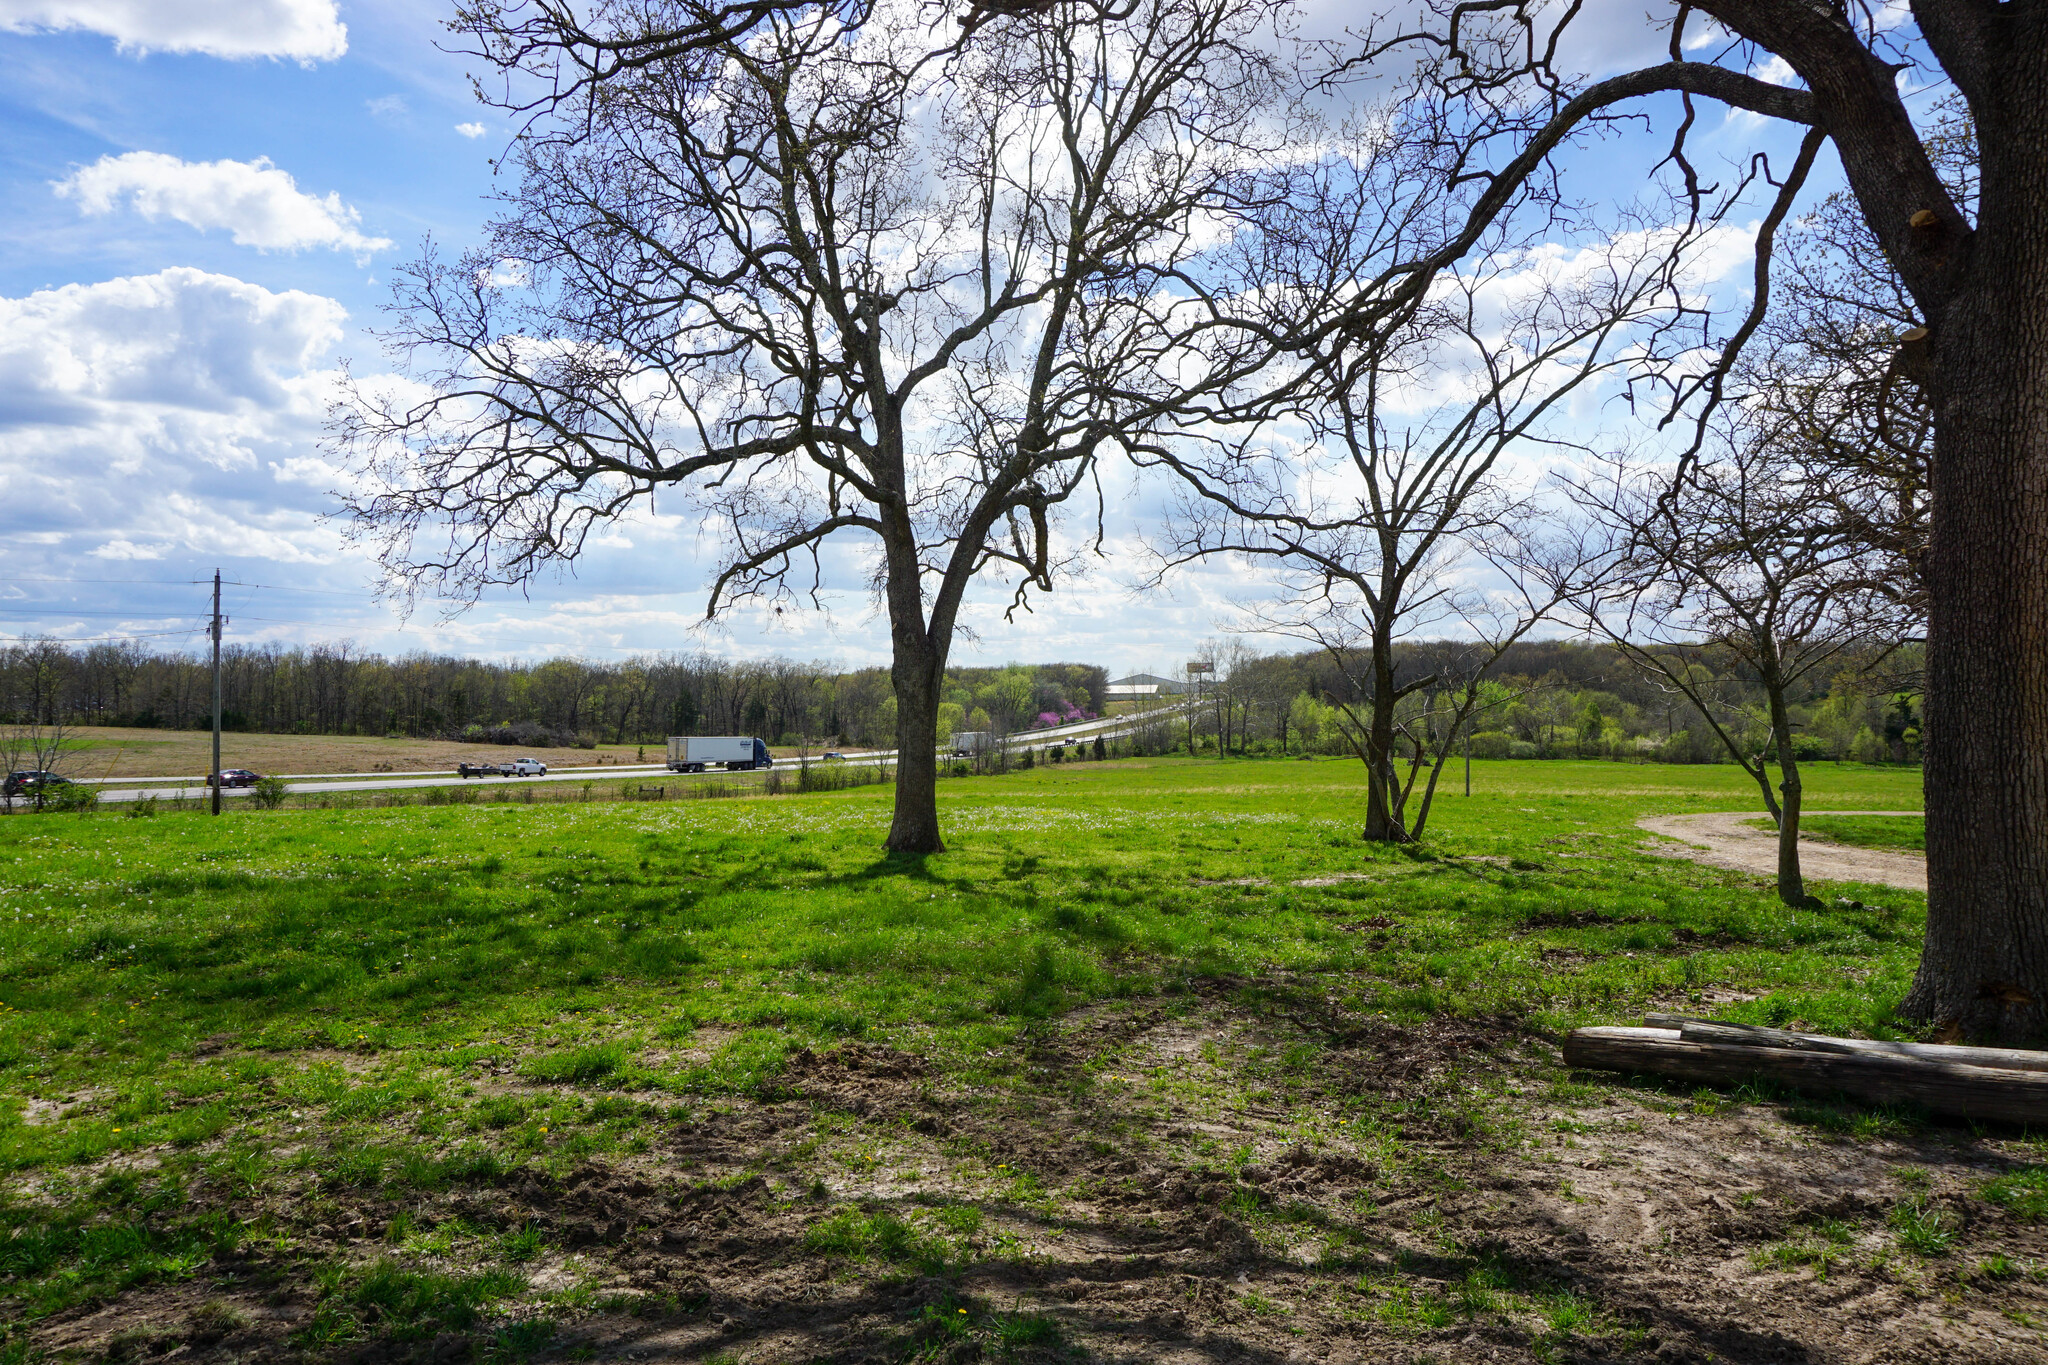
(950, 730, 993, 757)
(666, 736, 773, 773)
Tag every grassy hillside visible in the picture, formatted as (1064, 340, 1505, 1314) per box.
(10, 758, 2038, 1365)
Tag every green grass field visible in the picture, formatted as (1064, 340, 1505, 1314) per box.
(11, 755, 2040, 1365)
(1798, 812, 1926, 852)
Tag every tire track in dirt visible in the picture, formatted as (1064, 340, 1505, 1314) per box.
(1637, 810, 1925, 892)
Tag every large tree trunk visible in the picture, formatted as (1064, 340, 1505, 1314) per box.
(1904, 88, 2048, 1039)
(886, 636, 945, 854)
(1363, 636, 1411, 842)
(1773, 756, 1808, 907)
(881, 516, 948, 853)
(1763, 664, 1810, 908)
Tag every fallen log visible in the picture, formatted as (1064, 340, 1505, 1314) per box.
(1642, 1013, 2048, 1073)
(1562, 1026, 2048, 1125)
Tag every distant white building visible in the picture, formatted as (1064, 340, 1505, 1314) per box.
(1106, 673, 1187, 698)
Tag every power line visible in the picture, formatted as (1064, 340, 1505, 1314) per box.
(0, 576, 211, 587)
(219, 580, 380, 598)
(0, 608, 204, 619)
(0, 627, 207, 644)
(8, 574, 713, 620)
(223, 580, 714, 613)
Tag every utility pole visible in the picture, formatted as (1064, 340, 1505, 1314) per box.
(210, 569, 223, 817)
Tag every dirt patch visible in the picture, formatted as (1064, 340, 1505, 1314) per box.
(24, 996, 2048, 1365)
(1522, 908, 1648, 930)
(1637, 811, 1926, 892)
(1190, 870, 1397, 889)
(36, 1284, 311, 1362)
(1291, 871, 1391, 887)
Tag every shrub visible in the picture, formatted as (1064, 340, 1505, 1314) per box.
(248, 777, 290, 810)
(1849, 726, 1887, 764)
(1507, 741, 1539, 760)
(45, 781, 99, 814)
(1657, 728, 1725, 764)
(1467, 731, 1514, 759)
(468, 720, 579, 748)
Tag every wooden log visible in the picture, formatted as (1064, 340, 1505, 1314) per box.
(1642, 1013, 2048, 1073)
(1678, 1022, 2048, 1074)
(1644, 1012, 1737, 1029)
(1563, 1026, 2048, 1125)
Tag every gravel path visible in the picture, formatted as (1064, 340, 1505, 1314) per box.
(1636, 810, 1926, 892)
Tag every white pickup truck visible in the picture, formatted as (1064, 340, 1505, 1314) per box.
(457, 756, 548, 778)
(666, 736, 772, 773)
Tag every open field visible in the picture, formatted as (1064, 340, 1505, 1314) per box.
(8, 756, 2045, 1365)
(1785, 814, 1926, 854)
(51, 728, 669, 780)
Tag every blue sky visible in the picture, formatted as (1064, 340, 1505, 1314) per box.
(0, 0, 1829, 674)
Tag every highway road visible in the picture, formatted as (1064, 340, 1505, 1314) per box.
(84, 702, 1192, 804)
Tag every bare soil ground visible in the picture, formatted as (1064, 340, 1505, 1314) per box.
(1636, 812, 1927, 892)
(59, 728, 671, 779)
(25, 990, 2048, 1365)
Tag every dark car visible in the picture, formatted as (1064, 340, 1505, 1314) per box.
(205, 769, 264, 788)
(3, 770, 71, 798)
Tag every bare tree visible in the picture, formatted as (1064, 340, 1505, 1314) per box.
(1248, 524, 1594, 841)
(1558, 432, 1917, 907)
(1733, 108, 1978, 624)
(1147, 115, 1697, 838)
(0, 720, 74, 813)
(333, 0, 1292, 852)
(1284, 0, 2041, 1038)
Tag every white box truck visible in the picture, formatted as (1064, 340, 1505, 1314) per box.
(951, 730, 993, 757)
(666, 736, 773, 773)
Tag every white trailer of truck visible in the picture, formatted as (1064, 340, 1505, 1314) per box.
(666, 736, 773, 773)
(950, 730, 993, 757)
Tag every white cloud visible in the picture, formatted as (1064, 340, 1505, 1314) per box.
(89, 539, 171, 560)
(0, 268, 350, 568)
(455, 122, 487, 139)
(0, 0, 345, 61)
(1750, 54, 1800, 87)
(366, 94, 408, 121)
(54, 151, 391, 257)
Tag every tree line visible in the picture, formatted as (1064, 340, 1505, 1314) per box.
(6, 629, 1920, 769)
(1134, 638, 1919, 770)
(0, 638, 1107, 752)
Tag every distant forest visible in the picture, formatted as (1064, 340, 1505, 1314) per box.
(0, 639, 1105, 750)
(0, 635, 1917, 762)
